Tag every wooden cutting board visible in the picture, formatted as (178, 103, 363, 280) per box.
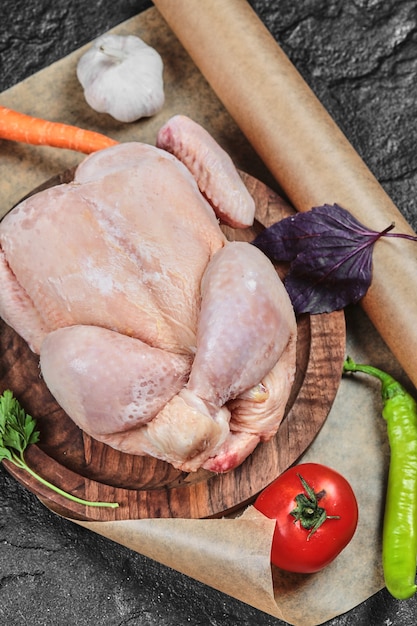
(1, 170, 346, 521)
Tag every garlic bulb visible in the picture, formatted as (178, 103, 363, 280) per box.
(77, 34, 165, 123)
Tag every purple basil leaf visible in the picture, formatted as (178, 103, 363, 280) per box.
(252, 203, 392, 314)
(253, 204, 377, 262)
(284, 247, 372, 314)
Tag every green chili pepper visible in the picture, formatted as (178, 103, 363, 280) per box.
(343, 356, 417, 600)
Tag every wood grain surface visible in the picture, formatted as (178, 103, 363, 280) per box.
(1, 171, 346, 521)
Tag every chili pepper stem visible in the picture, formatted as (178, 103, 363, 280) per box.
(343, 356, 407, 402)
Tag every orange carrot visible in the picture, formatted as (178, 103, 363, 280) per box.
(0, 106, 119, 154)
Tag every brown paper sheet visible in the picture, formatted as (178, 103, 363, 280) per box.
(75, 508, 283, 621)
(0, 7, 404, 626)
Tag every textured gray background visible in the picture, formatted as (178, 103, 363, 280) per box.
(1, 1, 417, 624)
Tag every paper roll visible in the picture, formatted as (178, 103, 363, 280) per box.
(153, 0, 417, 388)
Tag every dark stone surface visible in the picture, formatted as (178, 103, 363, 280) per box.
(1, 1, 417, 625)
(0, 0, 153, 91)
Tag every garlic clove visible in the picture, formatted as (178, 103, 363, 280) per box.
(77, 34, 165, 123)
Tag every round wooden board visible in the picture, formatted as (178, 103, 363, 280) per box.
(1, 170, 346, 521)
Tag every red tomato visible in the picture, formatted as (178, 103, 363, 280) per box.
(254, 463, 358, 573)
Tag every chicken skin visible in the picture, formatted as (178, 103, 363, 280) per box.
(0, 115, 296, 472)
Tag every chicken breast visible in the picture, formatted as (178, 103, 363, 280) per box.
(0, 115, 296, 472)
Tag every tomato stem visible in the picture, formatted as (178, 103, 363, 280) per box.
(291, 474, 340, 539)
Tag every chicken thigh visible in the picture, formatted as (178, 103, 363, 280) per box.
(0, 115, 297, 473)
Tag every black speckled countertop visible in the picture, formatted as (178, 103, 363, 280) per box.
(1, 1, 417, 625)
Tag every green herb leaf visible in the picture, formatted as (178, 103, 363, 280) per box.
(0, 446, 13, 463)
(0, 389, 118, 509)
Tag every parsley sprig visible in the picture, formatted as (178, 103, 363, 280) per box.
(0, 390, 119, 509)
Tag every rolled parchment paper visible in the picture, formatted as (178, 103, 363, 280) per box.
(153, 0, 417, 387)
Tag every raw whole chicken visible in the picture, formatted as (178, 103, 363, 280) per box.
(0, 115, 297, 473)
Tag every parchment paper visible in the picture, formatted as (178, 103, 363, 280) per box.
(0, 7, 408, 625)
